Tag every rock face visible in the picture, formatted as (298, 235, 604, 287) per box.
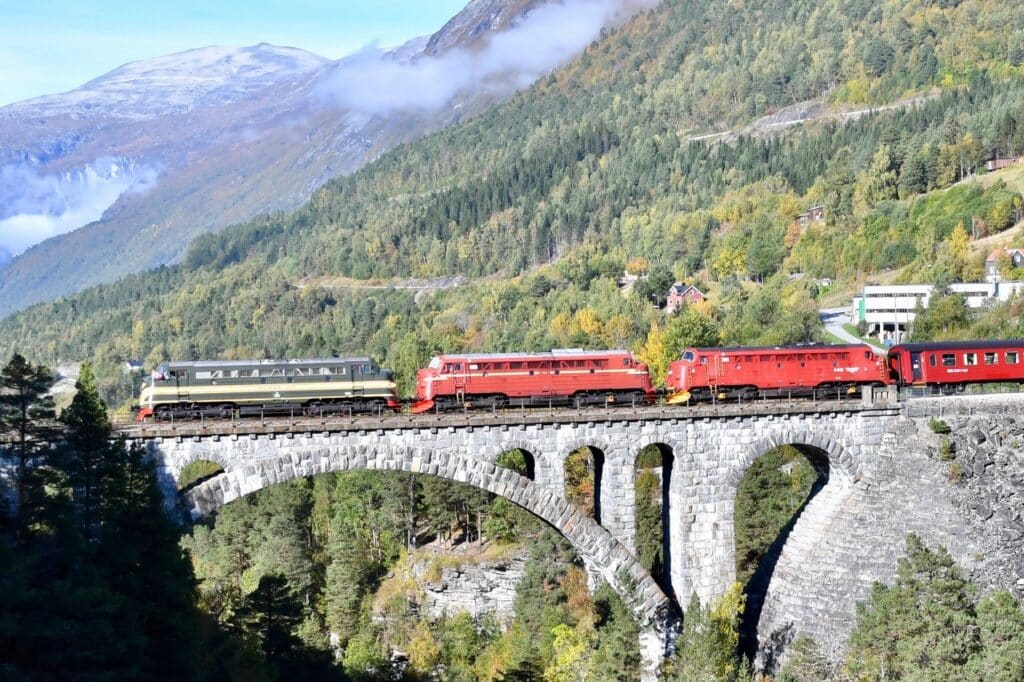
(908, 397, 1024, 595)
(411, 547, 528, 624)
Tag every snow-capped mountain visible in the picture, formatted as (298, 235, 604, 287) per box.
(0, 0, 641, 318)
(3, 44, 329, 121)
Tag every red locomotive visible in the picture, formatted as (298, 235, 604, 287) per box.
(665, 344, 888, 402)
(887, 340, 1024, 389)
(412, 349, 655, 413)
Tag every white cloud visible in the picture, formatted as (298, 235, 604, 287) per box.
(315, 0, 651, 115)
(0, 158, 159, 257)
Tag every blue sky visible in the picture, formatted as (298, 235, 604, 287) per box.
(0, 1, 467, 106)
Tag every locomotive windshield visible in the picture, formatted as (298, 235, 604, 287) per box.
(428, 357, 442, 370)
(681, 351, 695, 362)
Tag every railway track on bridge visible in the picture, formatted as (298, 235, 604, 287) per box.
(116, 398, 900, 440)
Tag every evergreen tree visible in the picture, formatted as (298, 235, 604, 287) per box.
(0, 352, 56, 531)
(844, 534, 980, 679)
(967, 590, 1024, 681)
(60, 363, 117, 540)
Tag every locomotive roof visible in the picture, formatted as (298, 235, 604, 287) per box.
(687, 343, 870, 353)
(165, 357, 376, 369)
(889, 340, 1024, 352)
(434, 349, 631, 360)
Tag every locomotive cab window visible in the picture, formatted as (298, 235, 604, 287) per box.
(623, 358, 630, 367)
(929, 354, 937, 367)
(984, 353, 998, 365)
(964, 353, 978, 366)
(699, 356, 707, 365)
(1007, 352, 1020, 365)
(941, 354, 956, 366)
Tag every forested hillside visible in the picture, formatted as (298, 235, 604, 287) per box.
(4, 0, 1024, 405)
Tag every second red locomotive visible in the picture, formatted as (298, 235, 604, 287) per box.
(412, 349, 655, 413)
(665, 344, 888, 402)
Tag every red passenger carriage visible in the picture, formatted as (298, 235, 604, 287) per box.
(665, 344, 888, 402)
(886, 340, 1024, 389)
(412, 349, 654, 413)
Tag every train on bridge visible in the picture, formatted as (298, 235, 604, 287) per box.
(134, 340, 1024, 420)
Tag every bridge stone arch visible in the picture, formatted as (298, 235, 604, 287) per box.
(631, 440, 680, 599)
(673, 421, 866, 608)
(493, 440, 539, 481)
(730, 428, 862, 490)
(176, 441, 673, 668)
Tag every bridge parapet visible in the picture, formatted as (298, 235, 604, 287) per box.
(119, 400, 896, 441)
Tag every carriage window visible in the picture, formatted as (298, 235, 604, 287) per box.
(195, 371, 212, 379)
(964, 353, 978, 366)
(929, 354, 937, 367)
(941, 354, 956, 366)
(469, 364, 479, 371)
(231, 370, 240, 378)
(1007, 352, 1020, 365)
(984, 353, 998, 365)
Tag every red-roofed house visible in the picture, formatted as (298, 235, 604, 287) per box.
(986, 248, 1024, 282)
(665, 282, 705, 313)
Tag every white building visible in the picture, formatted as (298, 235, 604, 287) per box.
(852, 282, 1024, 342)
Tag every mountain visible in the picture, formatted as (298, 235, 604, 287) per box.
(3, 0, 1024, 404)
(0, 0, 636, 318)
(1, 44, 329, 122)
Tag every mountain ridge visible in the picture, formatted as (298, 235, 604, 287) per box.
(0, 0, 631, 318)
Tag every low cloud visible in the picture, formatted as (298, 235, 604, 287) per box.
(0, 158, 159, 257)
(316, 0, 652, 115)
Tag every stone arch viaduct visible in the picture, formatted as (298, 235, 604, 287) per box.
(129, 396, 1024, 676)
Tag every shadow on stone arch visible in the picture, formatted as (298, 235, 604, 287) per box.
(177, 459, 226, 492)
(734, 443, 830, 663)
(565, 446, 604, 524)
(495, 448, 535, 480)
(635, 443, 675, 600)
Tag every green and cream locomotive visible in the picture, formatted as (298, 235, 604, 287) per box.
(136, 357, 399, 420)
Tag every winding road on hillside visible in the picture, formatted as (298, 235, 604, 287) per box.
(820, 307, 887, 354)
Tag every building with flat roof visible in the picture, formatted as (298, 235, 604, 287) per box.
(852, 281, 1024, 343)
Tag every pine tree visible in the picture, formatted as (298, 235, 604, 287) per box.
(968, 590, 1024, 681)
(0, 353, 57, 531)
(844, 534, 980, 679)
(60, 363, 117, 540)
